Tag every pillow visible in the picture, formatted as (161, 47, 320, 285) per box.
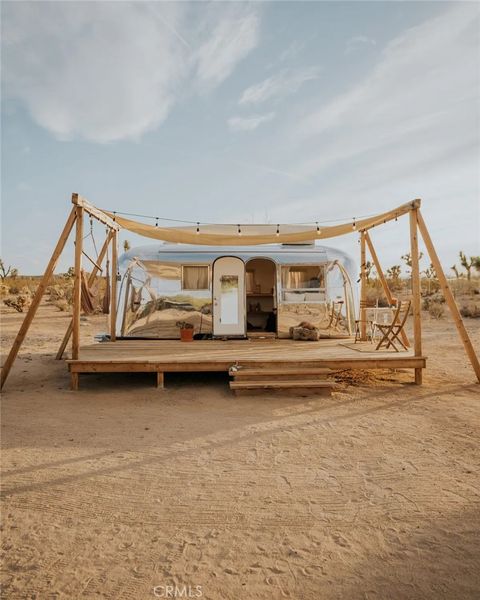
(304, 292, 325, 302)
(284, 291, 305, 302)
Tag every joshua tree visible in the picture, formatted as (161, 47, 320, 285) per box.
(387, 265, 402, 285)
(459, 251, 476, 281)
(123, 239, 131, 252)
(473, 256, 480, 274)
(422, 263, 436, 293)
(401, 251, 424, 274)
(0, 259, 17, 281)
(451, 264, 461, 279)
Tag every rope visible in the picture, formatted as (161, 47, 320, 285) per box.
(101, 208, 385, 227)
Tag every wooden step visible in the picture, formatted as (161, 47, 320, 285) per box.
(230, 379, 336, 396)
(230, 367, 332, 380)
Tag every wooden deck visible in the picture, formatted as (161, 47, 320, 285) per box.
(67, 339, 426, 390)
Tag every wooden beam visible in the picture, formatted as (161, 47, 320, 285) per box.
(110, 229, 118, 341)
(71, 193, 120, 232)
(409, 208, 423, 384)
(364, 231, 410, 348)
(417, 210, 480, 383)
(360, 231, 367, 340)
(0, 208, 77, 390)
(72, 206, 84, 360)
(56, 230, 113, 360)
(361, 199, 421, 233)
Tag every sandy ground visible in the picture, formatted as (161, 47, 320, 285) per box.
(1, 302, 479, 599)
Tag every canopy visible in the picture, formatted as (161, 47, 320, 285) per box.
(103, 200, 420, 246)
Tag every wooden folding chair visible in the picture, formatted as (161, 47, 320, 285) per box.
(354, 299, 378, 342)
(375, 300, 411, 352)
(327, 300, 344, 330)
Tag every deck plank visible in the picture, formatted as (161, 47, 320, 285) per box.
(67, 339, 426, 374)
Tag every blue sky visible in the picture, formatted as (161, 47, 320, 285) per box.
(1, 1, 479, 275)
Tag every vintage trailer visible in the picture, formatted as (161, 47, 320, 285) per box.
(116, 243, 358, 339)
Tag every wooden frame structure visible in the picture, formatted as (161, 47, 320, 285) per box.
(1, 195, 479, 390)
(1, 194, 120, 389)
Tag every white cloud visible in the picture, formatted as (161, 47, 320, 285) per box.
(195, 10, 260, 89)
(239, 67, 319, 105)
(276, 4, 480, 267)
(2, 3, 260, 143)
(295, 5, 480, 180)
(228, 112, 275, 132)
(345, 35, 376, 55)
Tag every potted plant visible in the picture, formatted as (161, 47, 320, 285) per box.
(176, 321, 194, 342)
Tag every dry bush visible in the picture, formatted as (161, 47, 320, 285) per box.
(422, 293, 445, 311)
(54, 298, 70, 312)
(428, 302, 444, 319)
(365, 282, 390, 307)
(0, 284, 9, 296)
(48, 284, 66, 301)
(460, 303, 480, 319)
(450, 278, 480, 298)
(3, 295, 31, 313)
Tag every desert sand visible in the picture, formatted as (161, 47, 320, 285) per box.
(1, 302, 479, 599)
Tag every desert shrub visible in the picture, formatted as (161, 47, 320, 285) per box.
(8, 286, 19, 295)
(4, 295, 31, 313)
(0, 284, 9, 296)
(48, 284, 66, 301)
(428, 302, 444, 319)
(422, 293, 445, 311)
(365, 284, 390, 307)
(460, 303, 480, 319)
(54, 298, 70, 312)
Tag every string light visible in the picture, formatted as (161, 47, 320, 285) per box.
(155, 218, 158, 228)
(196, 222, 200, 234)
(316, 222, 321, 236)
(276, 224, 280, 237)
(352, 218, 356, 231)
(237, 224, 242, 236)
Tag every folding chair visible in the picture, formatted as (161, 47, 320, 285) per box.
(354, 299, 378, 342)
(375, 300, 411, 352)
(327, 300, 345, 330)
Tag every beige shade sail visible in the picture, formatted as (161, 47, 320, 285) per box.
(103, 200, 420, 246)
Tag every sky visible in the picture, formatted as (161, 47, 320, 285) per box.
(1, 0, 479, 276)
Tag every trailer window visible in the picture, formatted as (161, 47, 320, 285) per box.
(181, 266, 209, 290)
(282, 266, 325, 289)
(281, 265, 326, 302)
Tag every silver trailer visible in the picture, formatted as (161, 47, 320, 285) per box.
(116, 243, 358, 339)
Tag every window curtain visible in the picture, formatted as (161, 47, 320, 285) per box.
(183, 266, 208, 290)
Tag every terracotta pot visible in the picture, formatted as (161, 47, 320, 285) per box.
(180, 328, 194, 342)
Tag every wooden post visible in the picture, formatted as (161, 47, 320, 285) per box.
(72, 206, 84, 360)
(360, 231, 367, 340)
(56, 230, 113, 360)
(110, 229, 118, 341)
(417, 210, 480, 383)
(364, 231, 410, 348)
(409, 209, 423, 384)
(156, 372, 164, 388)
(1, 209, 77, 390)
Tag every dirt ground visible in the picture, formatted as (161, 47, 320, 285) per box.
(1, 303, 479, 599)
